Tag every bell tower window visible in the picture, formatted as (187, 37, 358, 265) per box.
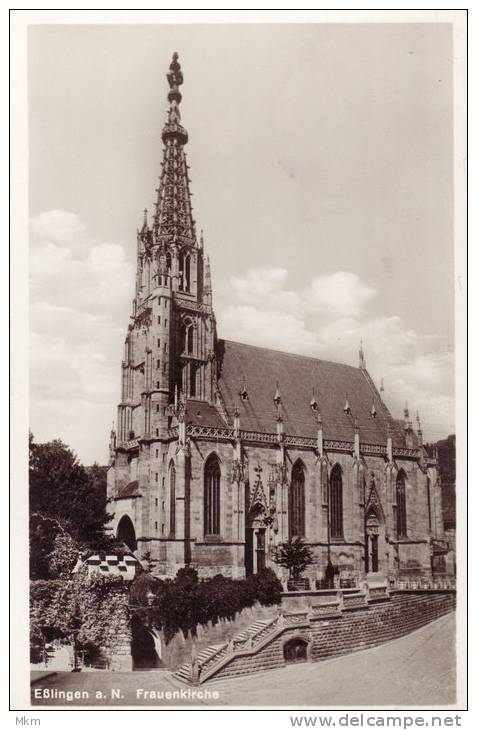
(204, 455, 221, 536)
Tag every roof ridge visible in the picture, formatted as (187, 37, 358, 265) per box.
(220, 339, 362, 371)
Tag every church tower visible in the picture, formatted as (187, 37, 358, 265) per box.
(107, 53, 217, 561)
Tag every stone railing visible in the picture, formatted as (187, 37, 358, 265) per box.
(161, 423, 421, 460)
(393, 577, 456, 591)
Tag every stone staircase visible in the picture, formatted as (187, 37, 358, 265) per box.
(173, 615, 291, 685)
(173, 642, 228, 683)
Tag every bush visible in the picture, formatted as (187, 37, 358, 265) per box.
(130, 567, 283, 643)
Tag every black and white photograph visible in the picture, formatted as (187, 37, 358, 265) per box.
(10, 9, 467, 714)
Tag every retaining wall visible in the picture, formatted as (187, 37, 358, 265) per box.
(204, 590, 456, 683)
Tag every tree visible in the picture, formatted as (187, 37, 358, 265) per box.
(272, 537, 314, 580)
(29, 434, 115, 578)
(29, 513, 80, 580)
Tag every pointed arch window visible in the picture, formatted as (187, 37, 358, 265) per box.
(189, 362, 199, 398)
(184, 255, 191, 293)
(330, 464, 343, 538)
(204, 455, 221, 536)
(396, 470, 407, 538)
(169, 462, 176, 535)
(178, 252, 184, 290)
(187, 324, 194, 354)
(289, 461, 305, 537)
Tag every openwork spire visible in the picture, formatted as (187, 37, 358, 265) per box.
(153, 53, 197, 247)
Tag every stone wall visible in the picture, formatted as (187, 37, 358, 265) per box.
(203, 590, 456, 683)
(157, 602, 279, 670)
(97, 588, 132, 671)
(140, 436, 442, 582)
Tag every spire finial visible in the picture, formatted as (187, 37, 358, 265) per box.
(380, 377, 384, 393)
(404, 401, 409, 420)
(344, 395, 351, 415)
(416, 410, 422, 433)
(310, 386, 318, 411)
(200, 229, 204, 249)
(273, 381, 281, 406)
(162, 51, 188, 145)
(359, 339, 366, 369)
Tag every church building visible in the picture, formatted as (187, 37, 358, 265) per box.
(107, 53, 448, 584)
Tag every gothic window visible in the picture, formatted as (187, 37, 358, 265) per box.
(204, 454, 221, 536)
(178, 252, 184, 290)
(289, 460, 305, 538)
(321, 462, 328, 505)
(396, 470, 407, 538)
(190, 362, 199, 397)
(185, 255, 191, 292)
(187, 324, 194, 354)
(169, 462, 176, 535)
(330, 464, 343, 539)
(426, 475, 432, 531)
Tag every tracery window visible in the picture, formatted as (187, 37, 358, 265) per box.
(289, 460, 305, 538)
(330, 464, 343, 538)
(187, 324, 194, 354)
(169, 462, 176, 535)
(189, 362, 199, 397)
(396, 470, 407, 538)
(204, 455, 221, 536)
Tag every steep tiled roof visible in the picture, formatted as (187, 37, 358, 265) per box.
(117, 480, 140, 498)
(185, 399, 228, 428)
(215, 340, 406, 447)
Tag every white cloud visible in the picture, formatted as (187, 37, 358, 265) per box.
(30, 210, 132, 463)
(30, 209, 86, 244)
(30, 214, 455, 463)
(305, 272, 377, 318)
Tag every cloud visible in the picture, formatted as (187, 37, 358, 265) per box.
(30, 210, 133, 463)
(30, 209, 86, 244)
(305, 272, 377, 318)
(30, 214, 454, 463)
(218, 266, 454, 441)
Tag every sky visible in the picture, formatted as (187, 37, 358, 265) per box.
(28, 22, 455, 465)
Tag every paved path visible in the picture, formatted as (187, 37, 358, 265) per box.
(31, 612, 455, 707)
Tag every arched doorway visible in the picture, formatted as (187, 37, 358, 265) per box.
(131, 616, 163, 670)
(283, 637, 308, 664)
(117, 515, 137, 552)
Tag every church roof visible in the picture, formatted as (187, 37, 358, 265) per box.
(216, 339, 407, 447)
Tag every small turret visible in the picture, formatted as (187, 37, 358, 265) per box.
(233, 404, 241, 437)
(416, 411, 423, 447)
(386, 421, 393, 462)
(203, 255, 212, 305)
(317, 412, 323, 456)
(353, 417, 360, 458)
(359, 339, 366, 369)
(310, 387, 318, 411)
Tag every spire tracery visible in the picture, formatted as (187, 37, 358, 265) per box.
(153, 53, 196, 247)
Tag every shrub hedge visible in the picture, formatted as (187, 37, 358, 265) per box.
(130, 567, 283, 643)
